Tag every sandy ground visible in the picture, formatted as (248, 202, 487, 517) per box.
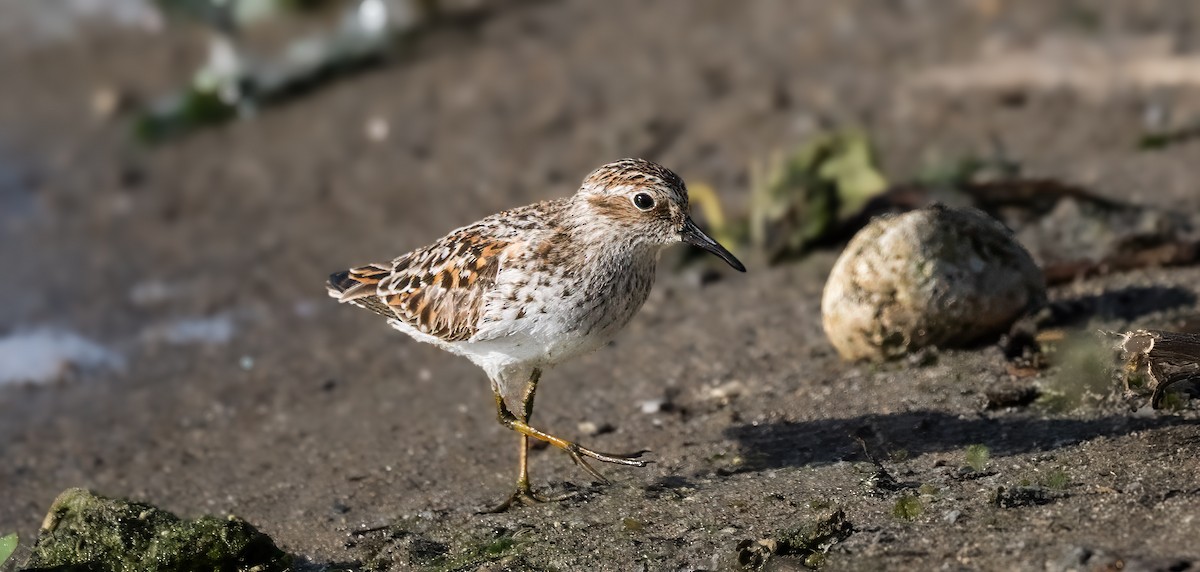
(4, 1, 1200, 570)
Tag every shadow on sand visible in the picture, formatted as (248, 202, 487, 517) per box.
(1048, 285, 1196, 327)
(725, 410, 1190, 470)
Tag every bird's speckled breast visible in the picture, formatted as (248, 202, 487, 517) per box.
(470, 241, 659, 368)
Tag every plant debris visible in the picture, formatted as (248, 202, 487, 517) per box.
(964, 444, 991, 473)
(136, 0, 506, 143)
(1108, 329, 1200, 409)
(738, 128, 1200, 284)
(990, 485, 1059, 508)
(854, 438, 903, 495)
(891, 495, 924, 521)
(0, 533, 16, 568)
(749, 131, 888, 263)
(736, 507, 852, 570)
(1139, 119, 1200, 150)
(985, 382, 1041, 409)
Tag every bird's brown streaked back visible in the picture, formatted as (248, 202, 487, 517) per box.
(326, 203, 563, 342)
(328, 233, 511, 342)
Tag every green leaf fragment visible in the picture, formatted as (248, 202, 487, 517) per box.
(750, 130, 888, 262)
(892, 495, 924, 521)
(965, 444, 991, 472)
(0, 533, 16, 567)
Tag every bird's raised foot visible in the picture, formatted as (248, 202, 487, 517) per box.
(500, 413, 652, 484)
(565, 444, 652, 484)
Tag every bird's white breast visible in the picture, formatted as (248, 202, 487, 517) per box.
(386, 233, 660, 390)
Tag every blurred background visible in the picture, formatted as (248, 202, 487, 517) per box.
(3, 1, 1200, 569)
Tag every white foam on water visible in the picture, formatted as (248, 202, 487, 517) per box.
(149, 315, 236, 346)
(0, 0, 162, 48)
(0, 329, 126, 385)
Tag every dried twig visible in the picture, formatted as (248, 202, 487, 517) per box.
(1106, 329, 1200, 409)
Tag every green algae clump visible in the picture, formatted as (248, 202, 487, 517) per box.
(22, 488, 290, 572)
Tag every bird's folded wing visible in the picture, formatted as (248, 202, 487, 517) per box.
(330, 227, 512, 342)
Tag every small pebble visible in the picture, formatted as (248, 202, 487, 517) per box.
(365, 116, 390, 142)
(639, 398, 667, 414)
(704, 380, 745, 404)
(90, 86, 127, 119)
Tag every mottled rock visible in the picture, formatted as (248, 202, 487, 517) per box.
(22, 488, 289, 572)
(822, 205, 1045, 361)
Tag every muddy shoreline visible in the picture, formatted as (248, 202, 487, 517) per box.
(4, 2, 1200, 570)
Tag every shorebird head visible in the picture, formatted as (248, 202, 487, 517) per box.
(576, 158, 745, 272)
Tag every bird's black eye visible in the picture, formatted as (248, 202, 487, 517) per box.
(632, 192, 655, 211)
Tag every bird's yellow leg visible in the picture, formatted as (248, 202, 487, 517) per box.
(482, 370, 648, 512)
(515, 369, 538, 494)
(485, 370, 547, 512)
(496, 383, 648, 482)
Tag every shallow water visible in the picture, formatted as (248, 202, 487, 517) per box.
(0, 329, 125, 386)
(0, 152, 36, 233)
(0, 0, 160, 49)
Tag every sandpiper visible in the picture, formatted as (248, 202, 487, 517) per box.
(327, 158, 744, 510)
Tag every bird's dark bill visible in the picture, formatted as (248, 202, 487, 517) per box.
(681, 218, 746, 272)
